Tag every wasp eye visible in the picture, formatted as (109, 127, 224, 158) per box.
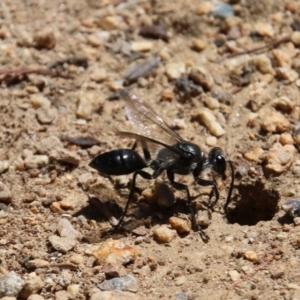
(214, 155, 226, 174)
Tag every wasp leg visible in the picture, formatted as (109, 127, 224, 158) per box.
(131, 140, 152, 162)
(113, 170, 152, 230)
(194, 177, 219, 208)
(167, 170, 209, 242)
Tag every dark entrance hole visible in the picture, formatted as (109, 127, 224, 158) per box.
(226, 180, 280, 225)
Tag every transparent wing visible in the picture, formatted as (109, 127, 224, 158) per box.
(117, 131, 182, 156)
(118, 89, 184, 148)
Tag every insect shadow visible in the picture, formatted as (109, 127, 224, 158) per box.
(89, 89, 234, 241)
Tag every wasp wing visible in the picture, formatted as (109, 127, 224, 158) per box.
(117, 131, 182, 164)
(118, 89, 184, 148)
(117, 131, 182, 155)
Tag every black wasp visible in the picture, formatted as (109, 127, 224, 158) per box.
(89, 89, 234, 241)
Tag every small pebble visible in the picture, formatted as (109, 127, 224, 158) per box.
(0, 183, 12, 203)
(175, 294, 188, 300)
(235, 166, 248, 177)
(76, 90, 105, 120)
(174, 276, 186, 286)
(224, 236, 234, 243)
(69, 254, 84, 265)
(294, 217, 300, 226)
(171, 118, 187, 130)
(67, 284, 80, 299)
(153, 225, 177, 243)
(291, 31, 300, 46)
(196, 210, 211, 227)
(54, 290, 69, 300)
(248, 88, 270, 112)
(251, 55, 274, 74)
(27, 259, 50, 269)
(57, 218, 79, 239)
(191, 108, 225, 137)
(259, 110, 290, 133)
(24, 155, 49, 169)
(206, 136, 217, 147)
(78, 172, 93, 191)
(90, 68, 107, 83)
(175, 76, 203, 100)
(87, 34, 102, 47)
(102, 263, 127, 278)
(272, 49, 292, 67)
(132, 226, 148, 236)
(228, 270, 240, 282)
(279, 133, 294, 145)
(131, 41, 153, 52)
(48, 235, 77, 253)
(0, 271, 25, 298)
(272, 96, 294, 112)
(270, 264, 285, 279)
(244, 148, 264, 162)
(90, 290, 140, 300)
(139, 25, 168, 42)
(57, 269, 72, 287)
(241, 265, 254, 275)
(244, 251, 258, 261)
(17, 30, 34, 47)
(276, 232, 288, 240)
(93, 239, 137, 266)
(38, 187, 47, 197)
(276, 67, 299, 82)
(98, 275, 138, 293)
(165, 62, 186, 80)
(26, 86, 39, 94)
(31, 94, 51, 109)
(50, 202, 63, 213)
(282, 200, 300, 217)
(215, 245, 233, 259)
(169, 216, 191, 234)
(33, 28, 56, 49)
(60, 192, 84, 210)
(124, 57, 160, 84)
(190, 38, 207, 52)
(36, 136, 63, 155)
(204, 96, 220, 110)
(254, 22, 274, 37)
(264, 144, 295, 174)
(0, 161, 9, 174)
(49, 148, 80, 165)
(19, 275, 44, 299)
(196, 2, 213, 15)
(213, 3, 234, 19)
(189, 67, 214, 91)
(98, 16, 122, 30)
(36, 107, 56, 124)
(141, 188, 156, 204)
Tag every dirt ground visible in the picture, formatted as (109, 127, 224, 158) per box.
(1, 0, 300, 299)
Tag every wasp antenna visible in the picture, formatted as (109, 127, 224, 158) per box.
(224, 160, 234, 211)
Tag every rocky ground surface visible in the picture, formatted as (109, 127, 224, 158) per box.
(1, 0, 300, 299)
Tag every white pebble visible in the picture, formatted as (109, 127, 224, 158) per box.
(228, 270, 241, 282)
(192, 108, 225, 137)
(165, 62, 186, 80)
(153, 225, 177, 243)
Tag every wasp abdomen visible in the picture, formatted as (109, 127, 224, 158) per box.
(89, 149, 147, 175)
